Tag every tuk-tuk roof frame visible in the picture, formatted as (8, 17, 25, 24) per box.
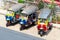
(8, 3, 25, 12)
(21, 5, 38, 15)
(38, 8, 51, 19)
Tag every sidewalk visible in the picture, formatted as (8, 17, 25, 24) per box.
(0, 9, 8, 15)
(53, 23, 60, 29)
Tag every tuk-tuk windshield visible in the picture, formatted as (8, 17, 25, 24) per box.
(21, 13, 27, 17)
(8, 11, 13, 14)
(39, 18, 46, 23)
(20, 13, 28, 20)
(6, 10, 14, 16)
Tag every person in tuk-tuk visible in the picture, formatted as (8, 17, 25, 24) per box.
(19, 14, 28, 25)
(6, 11, 14, 26)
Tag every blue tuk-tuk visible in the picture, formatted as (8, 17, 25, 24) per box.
(6, 3, 25, 26)
(19, 5, 38, 30)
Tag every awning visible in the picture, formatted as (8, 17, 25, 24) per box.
(43, 0, 60, 6)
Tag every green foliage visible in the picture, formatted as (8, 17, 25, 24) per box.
(18, 0, 25, 3)
(52, 15, 60, 21)
(52, 15, 56, 21)
(38, 0, 44, 9)
(57, 16, 60, 21)
(48, 0, 55, 9)
(48, 4, 55, 9)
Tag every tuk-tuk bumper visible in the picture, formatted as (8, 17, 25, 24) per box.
(37, 24, 48, 32)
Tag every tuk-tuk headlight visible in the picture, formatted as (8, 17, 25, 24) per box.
(20, 22, 24, 24)
(6, 18, 10, 20)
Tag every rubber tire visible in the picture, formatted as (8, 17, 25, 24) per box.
(38, 30, 44, 37)
(49, 25, 52, 30)
(20, 24, 25, 31)
(6, 23, 10, 27)
(6, 24, 9, 27)
(32, 22, 36, 25)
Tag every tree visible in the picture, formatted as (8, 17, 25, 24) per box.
(48, 0, 57, 23)
(38, 0, 44, 9)
(18, 0, 25, 3)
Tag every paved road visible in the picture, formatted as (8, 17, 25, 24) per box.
(0, 1, 60, 40)
(0, 27, 45, 40)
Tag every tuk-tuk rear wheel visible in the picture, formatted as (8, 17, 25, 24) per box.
(49, 25, 53, 30)
(38, 30, 44, 37)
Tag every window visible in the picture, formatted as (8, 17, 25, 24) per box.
(38, 18, 46, 23)
(21, 13, 27, 17)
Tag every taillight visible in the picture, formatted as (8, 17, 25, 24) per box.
(37, 24, 41, 30)
(43, 24, 46, 28)
(43, 24, 47, 31)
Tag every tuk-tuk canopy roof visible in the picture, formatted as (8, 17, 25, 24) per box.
(39, 8, 51, 19)
(21, 5, 38, 15)
(8, 3, 25, 12)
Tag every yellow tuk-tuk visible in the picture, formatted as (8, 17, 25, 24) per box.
(37, 8, 53, 36)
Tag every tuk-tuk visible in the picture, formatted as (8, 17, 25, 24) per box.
(37, 8, 53, 36)
(6, 3, 25, 26)
(19, 5, 38, 30)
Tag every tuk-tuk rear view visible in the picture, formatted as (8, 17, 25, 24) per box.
(37, 8, 53, 36)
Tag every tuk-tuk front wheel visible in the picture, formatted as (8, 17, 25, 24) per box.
(6, 23, 10, 27)
(49, 25, 53, 30)
(20, 24, 25, 30)
(6, 21, 11, 27)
